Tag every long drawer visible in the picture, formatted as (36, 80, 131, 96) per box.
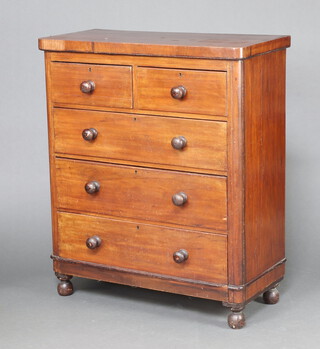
(55, 158, 227, 231)
(50, 62, 132, 108)
(57, 212, 228, 283)
(53, 108, 227, 173)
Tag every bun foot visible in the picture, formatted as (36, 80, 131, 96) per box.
(228, 309, 246, 329)
(57, 280, 73, 296)
(263, 287, 279, 304)
(56, 273, 74, 296)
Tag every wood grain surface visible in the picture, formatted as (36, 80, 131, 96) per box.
(135, 67, 227, 116)
(53, 258, 228, 301)
(57, 212, 227, 283)
(51, 62, 132, 108)
(53, 108, 227, 173)
(225, 60, 246, 304)
(40, 30, 290, 310)
(55, 158, 227, 231)
(39, 29, 291, 59)
(244, 50, 286, 283)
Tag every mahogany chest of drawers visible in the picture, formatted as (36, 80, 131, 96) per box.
(39, 30, 290, 328)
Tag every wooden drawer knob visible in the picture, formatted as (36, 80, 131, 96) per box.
(172, 192, 188, 206)
(86, 236, 102, 249)
(171, 86, 187, 99)
(80, 80, 95, 93)
(173, 249, 189, 263)
(171, 136, 187, 150)
(82, 128, 98, 141)
(85, 181, 100, 194)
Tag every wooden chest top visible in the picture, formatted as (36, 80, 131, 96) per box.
(39, 29, 290, 59)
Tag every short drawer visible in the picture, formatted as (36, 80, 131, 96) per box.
(57, 212, 227, 283)
(135, 67, 227, 116)
(55, 158, 227, 231)
(53, 108, 227, 173)
(50, 62, 132, 108)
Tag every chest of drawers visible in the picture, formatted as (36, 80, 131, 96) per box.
(39, 29, 290, 329)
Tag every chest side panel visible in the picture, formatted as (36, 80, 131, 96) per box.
(244, 50, 286, 283)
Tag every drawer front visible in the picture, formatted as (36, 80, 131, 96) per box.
(135, 68, 227, 116)
(57, 212, 227, 283)
(51, 62, 132, 108)
(54, 108, 227, 172)
(55, 159, 227, 231)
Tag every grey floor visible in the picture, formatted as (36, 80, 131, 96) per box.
(1, 257, 319, 349)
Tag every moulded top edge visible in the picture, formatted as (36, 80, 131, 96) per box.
(38, 29, 291, 60)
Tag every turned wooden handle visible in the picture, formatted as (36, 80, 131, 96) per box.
(80, 80, 95, 93)
(86, 236, 102, 249)
(171, 86, 187, 99)
(84, 181, 100, 194)
(172, 192, 188, 206)
(171, 136, 187, 150)
(173, 249, 189, 263)
(82, 128, 98, 141)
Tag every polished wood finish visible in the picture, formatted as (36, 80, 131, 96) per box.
(171, 136, 187, 150)
(44, 52, 60, 257)
(80, 80, 95, 93)
(84, 180, 100, 194)
(244, 50, 286, 283)
(86, 236, 102, 250)
(263, 287, 280, 305)
(51, 62, 132, 108)
(47, 52, 230, 123)
(53, 258, 228, 301)
(53, 108, 227, 173)
(224, 261, 285, 311)
(172, 192, 188, 207)
(39, 29, 290, 59)
(57, 212, 227, 283)
(40, 30, 290, 328)
(49, 51, 229, 73)
(55, 158, 227, 231)
(56, 273, 73, 296)
(135, 67, 227, 116)
(173, 249, 189, 264)
(244, 262, 285, 301)
(82, 127, 98, 141)
(226, 60, 245, 305)
(228, 309, 246, 329)
(171, 85, 187, 100)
